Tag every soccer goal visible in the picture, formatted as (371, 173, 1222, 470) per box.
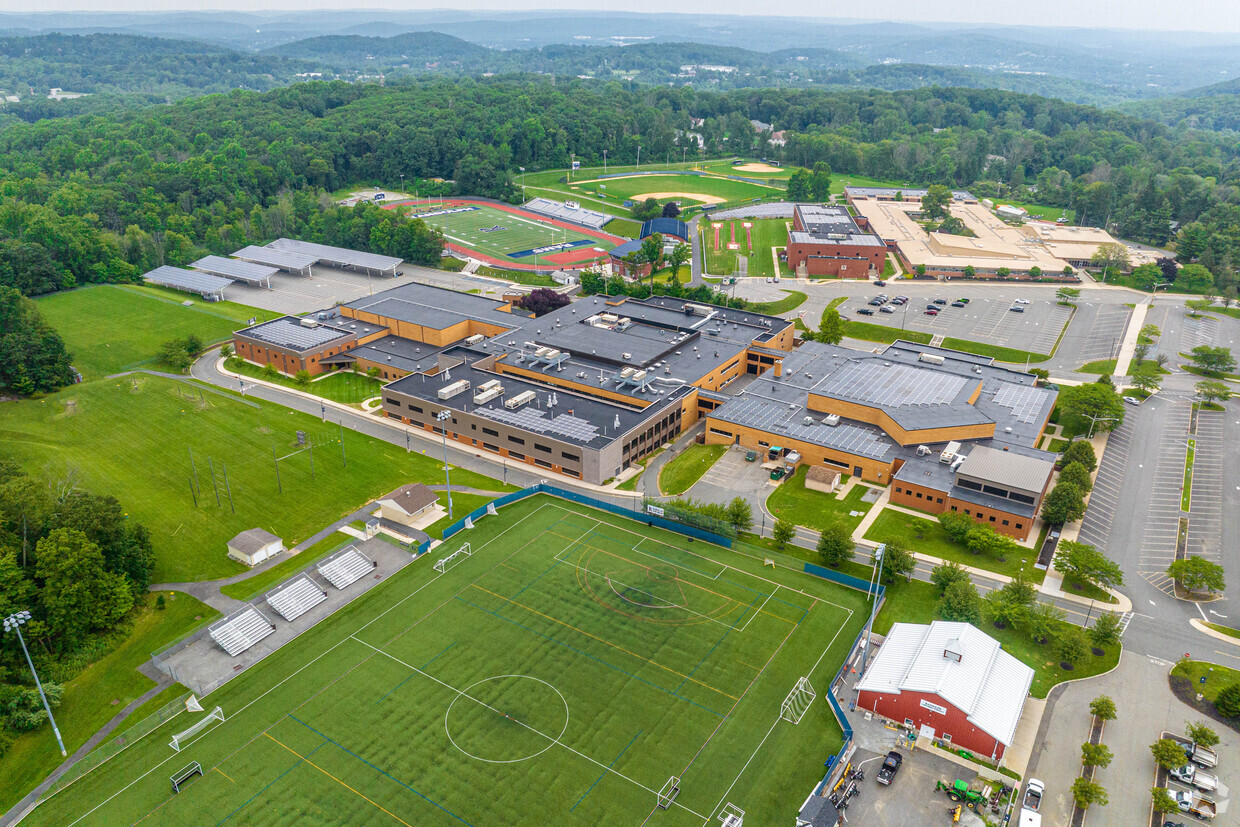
(169, 706, 224, 752)
(434, 542, 471, 573)
(719, 803, 745, 827)
(657, 776, 681, 810)
(780, 676, 816, 724)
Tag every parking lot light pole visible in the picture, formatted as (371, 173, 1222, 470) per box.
(1084, 414, 1119, 439)
(436, 410, 453, 519)
(4, 611, 67, 757)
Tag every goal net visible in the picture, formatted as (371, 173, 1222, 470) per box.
(169, 706, 224, 752)
(434, 543, 471, 573)
(719, 803, 745, 827)
(780, 676, 816, 724)
(657, 776, 681, 810)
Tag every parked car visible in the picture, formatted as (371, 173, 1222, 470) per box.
(1170, 763, 1219, 793)
(1124, 395, 1142, 406)
(956, 298, 971, 304)
(926, 304, 939, 311)
(951, 301, 966, 307)
(876, 751, 903, 785)
(745, 450, 756, 462)
(1009, 305, 1026, 313)
(880, 305, 896, 313)
(874, 280, 887, 287)
(868, 298, 884, 306)
(857, 307, 876, 316)
(895, 295, 909, 302)
(1014, 298, 1031, 304)
(933, 298, 948, 305)
(925, 309, 939, 316)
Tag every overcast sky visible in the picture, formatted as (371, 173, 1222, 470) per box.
(7, 1, 1240, 33)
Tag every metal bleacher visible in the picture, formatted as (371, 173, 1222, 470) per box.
(523, 198, 609, 229)
(317, 547, 374, 590)
(208, 606, 276, 657)
(265, 574, 327, 623)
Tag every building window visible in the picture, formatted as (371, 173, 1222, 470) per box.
(562, 451, 580, 462)
(894, 487, 902, 494)
(951, 505, 958, 511)
(534, 443, 551, 453)
(915, 492, 923, 499)
(989, 516, 996, 522)
(483, 442, 499, 452)
(1016, 522, 1024, 530)
(936, 497, 943, 504)
(963, 509, 970, 515)
(1002, 519, 1010, 526)
(508, 435, 525, 446)
(482, 427, 498, 437)
(385, 397, 400, 406)
(509, 451, 525, 461)
(534, 459, 552, 469)
(563, 469, 581, 478)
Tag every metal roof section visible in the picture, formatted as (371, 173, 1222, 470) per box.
(856, 621, 1034, 748)
(710, 394, 896, 460)
(792, 204, 886, 247)
(267, 238, 401, 273)
(230, 245, 318, 274)
(955, 444, 1054, 494)
(345, 281, 512, 329)
(844, 186, 977, 201)
(238, 316, 354, 351)
(191, 255, 278, 286)
(142, 265, 233, 298)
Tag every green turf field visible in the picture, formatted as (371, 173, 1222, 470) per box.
(568, 174, 780, 207)
(26, 495, 866, 827)
(36, 285, 278, 380)
(702, 218, 790, 278)
(411, 203, 615, 266)
(0, 375, 509, 582)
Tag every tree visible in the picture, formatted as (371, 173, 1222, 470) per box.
(1058, 462, 1094, 494)
(660, 201, 681, 218)
(1056, 624, 1089, 666)
(996, 266, 1011, 278)
(157, 338, 192, 371)
(1150, 787, 1178, 816)
(1132, 341, 1150, 366)
(725, 497, 752, 532)
(816, 308, 845, 345)
(1061, 440, 1097, 472)
(982, 589, 1026, 628)
(1150, 738, 1189, 770)
(1041, 482, 1087, 525)
(1187, 722, 1219, 749)
(786, 169, 811, 201)
(1056, 286, 1081, 304)
(816, 518, 854, 566)
(878, 539, 916, 583)
(1021, 600, 1065, 643)
(261, 362, 280, 380)
(1054, 540, 1124, 590)
(810, 162, 832, 201)
(639, 232, 664, 287)
(1215, 683, 1240, 718)
(1090, 242, 1130, 280)
(936, 578, 981, 624)
(1029, 266, 1042, 278)
(519, 288, 570, 317)
(667, 243, 691, 279)
(772, 519, 795, 550)
(1185, 298, 1214, 317)
(631, 197, 661, 221)
(1057, 382, 1124, 435)
(1189, 344, 1236, 374)
(1071, 777, 1107, 810)
(1081, 742, 1113, 769)
(938, 512, 975, 544)
(1196, 380, 1231, 406)
(35, 528, 134, 650)
(963, 265, 976, 278)
(921, 185, 952, 220)
(1089, 695, 1117, 722)
(293, 369, 311, 387)
(1088, 612, 1123, 648)
(1130, 363, 1162, 394)
(1177, 263, 1215, 293)
(930, 561, 970, 595)
(219, 343, 233, 358)
(1167, 556, 1226, 594)
(966, 526, 1019, 560)
(0, 286, 74, 395)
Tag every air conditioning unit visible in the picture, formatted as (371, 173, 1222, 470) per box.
(919, 353, 945, 366)
(505, 390, 536, 409)
(465, 334, 486, 345)
(940, 441, 961, 463)
(299, 318, 319, 328)
(824, 414, 841, 427)
(917, 445, 932, 456)
(437, 380, 470, 400)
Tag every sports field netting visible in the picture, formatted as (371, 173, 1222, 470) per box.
(28, 495, 866, 827)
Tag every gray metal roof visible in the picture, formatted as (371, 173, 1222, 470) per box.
(789, 230, 885, 247)
(239, 316, 354, 351)
(143, 265, 232, 296)
(956, 445, 1054, 494)
(845, 186, 976, 201)
(710, 394, 895, 460)
(229, 527, 281, 555)
(191, 255, 278, 284)
(345, 282, 511, 329)
(267, 238, 401, 271)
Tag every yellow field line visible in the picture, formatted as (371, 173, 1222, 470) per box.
(471, 583, 740, 701)
(264, 734, 414, 827)
(213, 767, 235, 783)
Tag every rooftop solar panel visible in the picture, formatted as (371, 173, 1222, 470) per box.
(240, 317, 353, 350)
(230, 245, 318, 271)
(827, 361, 969, 408)
(478, 405, 601, 443)
(267, 238, 401, 271)
(992, 384, 1047, 425)
(142, 265, 233, 296)
(714, 396, 892, 459)
(191, 255, 278, 284)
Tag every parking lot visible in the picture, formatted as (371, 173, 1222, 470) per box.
(836, 294, 1072, 355)
(842, 746, 991, 826)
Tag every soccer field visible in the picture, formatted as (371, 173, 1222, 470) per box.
(398, 201, 620, 268)
(28, 496, 867, 826)
(702, 218, 790, 278)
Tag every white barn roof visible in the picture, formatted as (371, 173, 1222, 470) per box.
(856, 621, 1034, 747)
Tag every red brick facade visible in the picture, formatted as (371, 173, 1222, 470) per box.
(889, 479, 1036, 541)
(784, 241, 886, 278)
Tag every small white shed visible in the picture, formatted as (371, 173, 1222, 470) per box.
(227, 528, 284, 567)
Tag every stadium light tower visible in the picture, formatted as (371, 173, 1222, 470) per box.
(4, 611, 67, 757)
(436, 410, 454, 519)
(603, 150, 608, 176)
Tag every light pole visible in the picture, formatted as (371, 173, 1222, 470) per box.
(4, 611, 66, 757)
(603, 150, 608, 176)
(399, 173, 404, 196)
(436, 410, 453, 518)
(636, 145, 641, 169)
(519, 166, 526, 200)
(856, 544, 885, 690)
(1084, 414, 1119, 439)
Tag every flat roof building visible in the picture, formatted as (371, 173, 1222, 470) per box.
(785, 204, 887, 278)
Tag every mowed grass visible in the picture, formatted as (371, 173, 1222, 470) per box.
(702, 218, 789, 277)
(569, 173, 781, 204)
(224, 358, 385, 405)
(219, 531, 355, 601)
(659, 443, 727, 495)
(24, 495, 867, 827)
(0, 591, 217, 813)
(35, 285, 277, 380)
(408, 202, 616, 264)
(863, 508, 1043, 581)
(766, 466, 876, 534)
(0, 375, 508, 582)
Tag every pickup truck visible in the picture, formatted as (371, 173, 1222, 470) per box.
(1170, 734, 1220, 768)
(1021, 778, 1044, 813)
(1170, 763, 1219, 793)
(1172, 789, 1217, 820)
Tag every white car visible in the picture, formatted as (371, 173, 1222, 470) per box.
(1014, 298, 1031, 304)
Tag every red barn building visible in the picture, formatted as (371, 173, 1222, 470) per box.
(855, 621, 1034, 762)
(785, 204, 887, 278)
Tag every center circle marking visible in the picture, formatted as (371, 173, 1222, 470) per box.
(443, 674, 570, 764)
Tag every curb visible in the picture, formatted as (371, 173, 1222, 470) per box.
(1189, 617, 1240, 646)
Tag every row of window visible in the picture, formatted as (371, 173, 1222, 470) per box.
(388, 397, 582, 464)
(949, 504, 1024, 531)
(894, 486, 945, 505)
(956, 478, 1036, 505)
(894, 486, 1027, 531)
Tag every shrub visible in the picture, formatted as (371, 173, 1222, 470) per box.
(1060, 440, 1097, 472)
(1089, 695, 1117, 722)
(936, 579, 981, 624)
(1214, 683, 1240, 718)
(1056, 624, 1089, 666)
(930, 561, 970, 595)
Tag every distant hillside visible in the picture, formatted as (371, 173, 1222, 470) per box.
(266, 31, 489, 68)
(1179, 76, 1240, 97)
(1121, 93, 1240, 132)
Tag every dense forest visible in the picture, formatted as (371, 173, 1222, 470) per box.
(0, 76, 1237, 307)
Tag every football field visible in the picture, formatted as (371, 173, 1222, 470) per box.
(27, 495, 866, 826)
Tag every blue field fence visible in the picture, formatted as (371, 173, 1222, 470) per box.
(440, 483, 734, 547)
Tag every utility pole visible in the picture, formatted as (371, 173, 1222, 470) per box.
(4, 612, 66, 757)
(857, 544, 886, 687)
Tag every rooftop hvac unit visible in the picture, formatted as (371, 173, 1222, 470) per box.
(622, 352, 632, 361)
(465, 334, 486, 345)
(473, 386, 503, 404)
(437, 379, 470, 400)
(620, 367, 636, 378)
(823, 414, 841, 427)
(534, 346, 551, 358)
(599, 313, 619, 323)
(616, 317, 632, 330)
(940, 441, 961, 463)
(631, 370, 648, 382)
(299, 318, 319, 328)
(951, 455, 967, 471)
(919, 353, 946, 366)
(543, 349, 561, 360)
(803, 417, 815, 425)
(505, 390, 536, 409)
(917, 445, 932, 456)
(478, 379, 501, 393)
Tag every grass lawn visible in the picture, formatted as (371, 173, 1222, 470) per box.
(843, 320, 932, 345)
(863, 508, 1044, 581)
(224, 359, 384, 405)
(767, 466, 875, 533)
(36, 285, 277, 380)
(0, 591, 217, 812)
(1077, 358, 1118, 374)
(96, 683, 190, 748)
(422, 491, 496, 539)
(748, 289, 807, 316)
(941, 339, 1050, 364)
(569, 172, 781, 204)
(1046, 437, 1070, 452)
(1205, 622, 1240, 641)
(473, 266, 559, 287)
(1183, 437, 1196, 511)
(1170, 660, 1240, 705)
(659, 443, 727, 495)
(831, 174, 913, 195)
(1001, 201, 1075, 223)
(0, 376, 509, 582)
(219, 531, 355, 600)
(702, 218, 788, 278)
(21, 494, 867, 827)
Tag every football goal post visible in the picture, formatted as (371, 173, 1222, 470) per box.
(657, 776, 681, 810)
(434, 542, 471, 573)
(169, 706, 224, 752)
(780, 676, 816, 724)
